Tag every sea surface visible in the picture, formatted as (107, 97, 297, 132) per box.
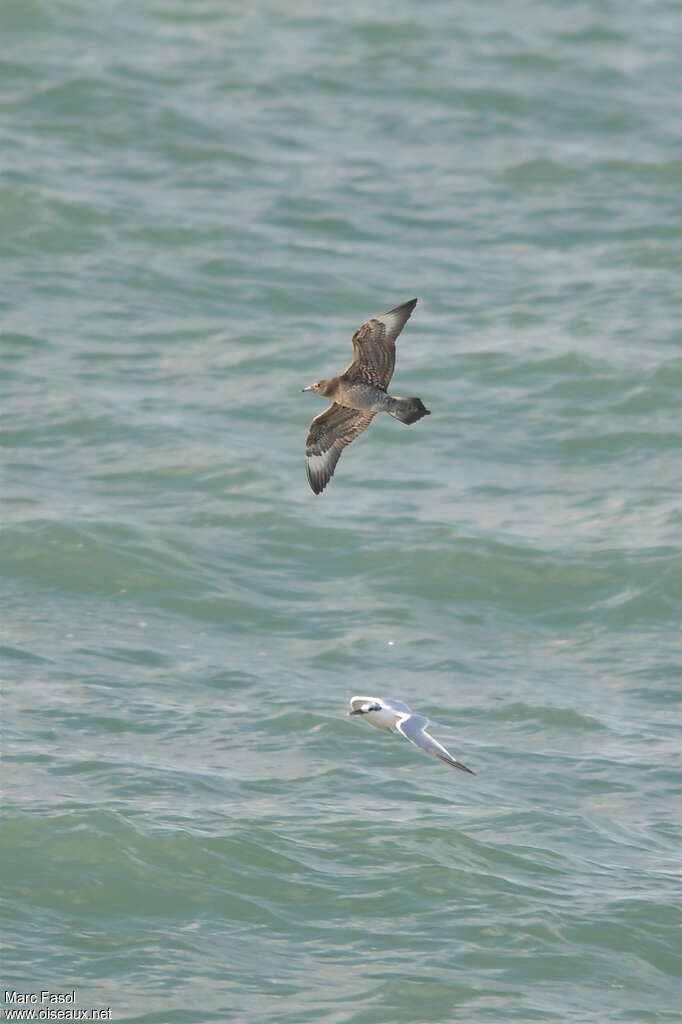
(2, 1, 681, 1022)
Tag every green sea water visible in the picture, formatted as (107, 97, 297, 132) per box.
(2, 1, 682, 1022)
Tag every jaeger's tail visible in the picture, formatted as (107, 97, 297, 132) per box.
(386, 396, 431, 425)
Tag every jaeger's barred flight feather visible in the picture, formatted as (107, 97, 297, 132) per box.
(302, 299, 430, 494)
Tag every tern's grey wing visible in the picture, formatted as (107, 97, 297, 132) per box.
(381, 698, 412, 716)
(343, 298, 417, 390)
(305, 403, 375, 495)
(395, 714, 475, 774)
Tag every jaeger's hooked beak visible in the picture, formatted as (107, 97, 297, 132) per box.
(302, 385, 313, 392)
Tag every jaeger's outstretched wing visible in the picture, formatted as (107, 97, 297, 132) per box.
(305, 404, 376, 495)
(343, 298, 417, 390)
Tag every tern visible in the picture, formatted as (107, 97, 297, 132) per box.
(348, 695, 475, 774)
(302, 298, 430, 494)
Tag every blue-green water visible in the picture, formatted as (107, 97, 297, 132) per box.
(2, 2, 682, 1021)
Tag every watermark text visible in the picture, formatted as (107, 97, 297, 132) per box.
(3, 991, 111, 1021)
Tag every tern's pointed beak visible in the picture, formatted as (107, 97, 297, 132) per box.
(348, 709, 364, 715)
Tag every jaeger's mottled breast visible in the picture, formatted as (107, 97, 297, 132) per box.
(332, 380, 391, 413)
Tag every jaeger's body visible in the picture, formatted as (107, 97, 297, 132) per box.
(305, 376, 427, 423)
(302, 298, 430, 494)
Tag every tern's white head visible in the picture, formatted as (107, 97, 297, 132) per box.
(347, 695, 400, 732)
(348, 695, 382, 715)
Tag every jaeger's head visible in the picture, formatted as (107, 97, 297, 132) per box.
(302, 378, 335, 397)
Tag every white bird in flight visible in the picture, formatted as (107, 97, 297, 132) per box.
(348, 695, 475, 774)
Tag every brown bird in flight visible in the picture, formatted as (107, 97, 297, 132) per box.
(302, 298, 430, 494)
